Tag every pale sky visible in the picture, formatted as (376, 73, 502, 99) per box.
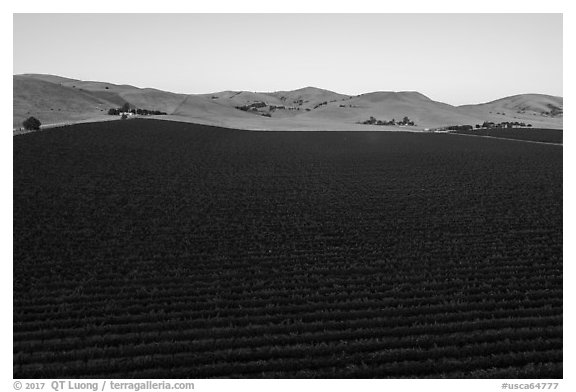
(13, 13, 562, 105)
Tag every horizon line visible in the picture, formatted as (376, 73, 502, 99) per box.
(13, 72, 564, 107)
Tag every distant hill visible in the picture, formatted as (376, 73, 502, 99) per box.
(457, 94, 563, 129)
(169, 94, 264, 126)
(200, 91, 283, 106)
(267, 86, 351, 110)
(13, 75, 116, 127)
(300, 91, 483, 129)
(199, 87, 350, 119)
(17, 74, 187, 115)
(459, 94, 563, 115)
(13, 74, 563, 130)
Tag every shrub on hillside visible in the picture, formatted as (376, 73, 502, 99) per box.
(23, 117, 41, 131)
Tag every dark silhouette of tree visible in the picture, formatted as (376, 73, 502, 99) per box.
(23, 117, 41, 131)
(121, 103, 131, 112)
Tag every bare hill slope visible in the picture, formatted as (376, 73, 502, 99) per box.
(13, 74, 563, 130)
(300, 91, 483, 128)
(199, 91, 284, 109)
(13, 76, 116, 127)
(14, 75, 190, 128)
(170, 94, 262, 125)
(457, 94, 563, 129)
(267, 86, 351, 110)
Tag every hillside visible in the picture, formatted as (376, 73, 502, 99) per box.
(198, 87, 351, 120)
(17, 73, 80, 84)
(13, 74, 563, 130)
(267, 86, 351, 110)
(457, 94, 563, 129)
(199, 91, 285, 109)
(13, 76, 115, 127)
(18, 74, 188, 115)
(169, 94, 264, 127)
(299, 92, 482, 129)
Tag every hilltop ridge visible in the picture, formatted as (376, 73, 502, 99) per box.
(13, 74, 563, 131)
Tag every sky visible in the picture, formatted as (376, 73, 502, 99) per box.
(13, 13, 562, 105)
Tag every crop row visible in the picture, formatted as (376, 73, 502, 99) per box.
(14, 321, 561, 367)
(15, 264, 561, 305)
(14, 120, 562, 378)
(16, 342, 562, 379)
(14, 284, 562, 325)
(15, 309, 561, 351)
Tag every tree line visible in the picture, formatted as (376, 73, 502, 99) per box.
(360, 116, 416, 126)
(108, 103, 167, 117)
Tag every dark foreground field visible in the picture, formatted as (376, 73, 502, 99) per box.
(14, 119, 562, 378)
(450, 128, 562, 144)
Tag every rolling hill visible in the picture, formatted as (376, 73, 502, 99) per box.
(457, 94, 563, 129)
(267, 86, 351, 110)
(13, 74, 563, 130)
(198, 87, 350, 120)
(300, 91, 482, 129)
(199, 91, 285, 109)
(13, 76, 116, 127)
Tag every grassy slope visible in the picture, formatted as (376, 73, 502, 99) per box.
(301, 92, 482, 128)
(13, 74, 563, 130)
(267, 86, 351, 109)
(13, 76, 117, 128)
(457, 94, 563, 130)
(199, 91, 285, 109)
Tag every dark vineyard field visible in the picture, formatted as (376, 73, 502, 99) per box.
(450, 128, 562, 144)
(13, 119, 562, 378)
